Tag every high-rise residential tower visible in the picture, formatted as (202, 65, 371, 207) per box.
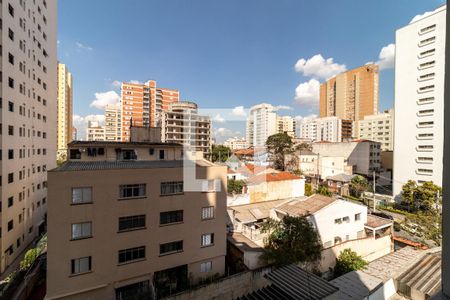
(277, 115, 295, 138)
(0, 0, 57, 272)
(121, 80, 179, 141)
(246, 103, 278, 149)
(319, 64, 379, 134)
(393, 6, 446, 197)
(105, 104, 121, 141)
(358, 109, 394, 151)
(57, 63, 73, 160)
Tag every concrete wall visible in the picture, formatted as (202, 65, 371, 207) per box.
(164, 268, 272, 300)
(248, 179, 305, 203)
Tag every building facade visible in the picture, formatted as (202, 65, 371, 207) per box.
(224, 137, 247, 150)
(299, 116, 352, 143)
(358, 109, 394, 151)
(104, 104, 121, 141)
(277, 115, 295, 138)
(0, 0, 57, 272)
(121, 80, 179, 141)
(86, 121, 105, 141)
(319, 64, 379, 135)
(57, 63, 73, 159)
(312, 140, 381, 176)
(161, 102, 211, 155)
(47, 141, 227, 299)
(393, 6, 446, 197)
(246, 103, 278, 149)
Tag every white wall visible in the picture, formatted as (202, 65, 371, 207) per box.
(393, 6, 446, 197)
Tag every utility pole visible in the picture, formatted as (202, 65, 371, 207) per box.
(373, 171, 376, 212)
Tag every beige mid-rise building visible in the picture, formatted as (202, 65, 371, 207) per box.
(47, 141, 227, 299)
(57, 63, 73, 159)
(161, 101, 211, 155)
(277, 115, 295, 138)
(0, 0, 57, 272)
(357, 109, 394, 151)
(320, 64, 379, 135)
(105, 104, 121, 141)
(86, 121, 105, 141)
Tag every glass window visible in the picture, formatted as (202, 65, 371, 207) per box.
(200, 261, 212, 273)
(119, 184, 146, 199)
(118, 246, 146, 264)
(71, 222, 92, 240)
(71, 256, 91, 275)
(159, 240, 183, 255)
(201, 233, 214, 247)
(160, 182, 183, 195)
(118, 215, 146, 232)
(160, 210, 183, 225)
(355, 213, 361, 221)
(201, 207, 214, 220)
(72, 187, 92, 204)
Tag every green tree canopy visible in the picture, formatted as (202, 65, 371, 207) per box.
(211, 145, 232, 162)
(228, 179, 245, 194)
(401, 180, 441, 213)
(350, 175, 369, 198)
(266, 133, 294, 171)
(334, 248, 368, 277)
(260, 215, 322, 267)
(317, 185, 332, 197)
(305, 183, 313, 196)
(295, 143, 312, 152)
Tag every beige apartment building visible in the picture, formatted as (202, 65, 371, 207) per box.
(161, 101, 211, 155)
(357, 109, 394, 151)
(86, 121, 105, 141)
(277, 115, 295, 138)
(319, 64, 379, 135)
(57, 63, 73, 159)
(0, 0, 57, 272)
(105, 104, 121, 141)
(121, 80, 179, 141)
(47, 141, 227, 299)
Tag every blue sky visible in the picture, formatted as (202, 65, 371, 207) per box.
(58, 0, 445, 140)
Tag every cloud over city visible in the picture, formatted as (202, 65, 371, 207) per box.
(90, 91, 120, 110)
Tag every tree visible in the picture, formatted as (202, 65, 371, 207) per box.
(228, 179, 245, 194)
(317, 185, 332, 197)
(211, 145, 232, 163)
(350, 175, 369, 198)
(333, 248, 368, 277)
(295, 143, 312, 152)
(260, 215, 322, 267)
(266, 133, 294, 171)
(20, 248, 39, 270)
(305, 183, 313, 196)
(401, 180, 441, 213)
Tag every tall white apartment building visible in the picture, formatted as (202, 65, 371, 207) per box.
(224, 137, 247, 150)
(0, 0, 57, 272)
(299, 116, 350, 143)
(393, 5, 446, 197)
(104, 104, 121, 141)
(246, 103, 278, 149)
(57, 63, 73, 159)
(161, 101, 211, 155)
(277, 115, 295, 137)
(358, 109, 394, 151)
(87, 121, 106, 141)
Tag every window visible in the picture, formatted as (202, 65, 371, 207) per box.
(201, 233, 214, 247)
(419, 60, 435, 69)
(118, 215, 146, 232)
(8, 220, 13, 231)
(118, 246, 145, 264)
(8, 173, 13, 183)
(160, 181, 183, 195)
(72, 187, 92, 204)
(118, 149, 137, 160)
(71, 256, 91, 275)
(160, 241, 183, 255)
(8, 125, 14, 136)
(149, 148, 155, 155)
(343, 216, 350, 223)
(8, 4, 14, 17)
(200, 261, 212, 273)
(8, 28, 14, 41)
(201, 206, 214, 220)
(119, 184, 146, 199)
(419, 36, 436, 46)
(417, 168, 433, 174)
(160, 210, 183, 225)
(159, 150, 165, 159)
(8, 197, 13, 207)
(69, 149, 81, 159)
(420, 24, 436, 34)
(334, 218, 342, 224)
(355, 213, 361, 221)
(203, 179, 220, 192)
(8, 149, 13, 159)
(71, 222, 92, 240)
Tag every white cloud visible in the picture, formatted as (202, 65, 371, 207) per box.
(130, 80, 141, 84)
(232, 106, 247, 117)
(214, 127, 241, 137)
(294, 114, 318, 121)
(72, 114, 105, 140)
(376, 44, 395, 70)
(75, 42, 93, 51)
(274, 105, 293, 111)
(294, 79, 320, 105)
(213, 114, 226, 123)
(295, 54, 346, 79)
(112, 80, 122, 88)
(410, 11, 433, 24)
(89, 91, 120, 110)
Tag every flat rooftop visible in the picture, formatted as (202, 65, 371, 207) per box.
(68, 140, 182, 147)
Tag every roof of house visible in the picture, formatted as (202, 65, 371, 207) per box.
(227, 233, 264, 253)
(229, 199, 294, 223)
(246, 171, 302, 185)
(298, 149, 317, 156)
(234, 148, 255, 156)
(331, 247, 430, 299)
(326, 173, 356, 182)
(51, 159, 213, 172)
(274, 194, 336, 217)
(365, 214, 393, 229)
(236, 264, 339, 300)
(69, 140, 182, 147)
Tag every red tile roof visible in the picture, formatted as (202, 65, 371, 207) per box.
(247, 171, 302, 185)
